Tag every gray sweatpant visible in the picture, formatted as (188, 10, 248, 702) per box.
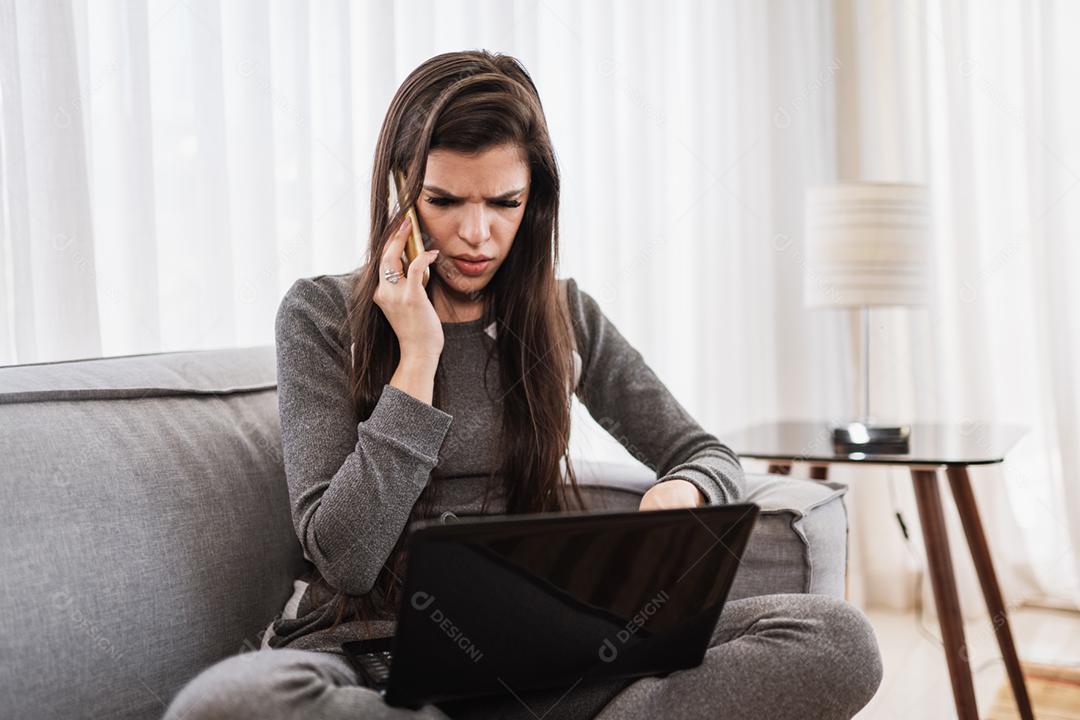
(163, 594, 882, 720)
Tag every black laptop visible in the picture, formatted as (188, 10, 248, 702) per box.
(342, 502, 759, 713)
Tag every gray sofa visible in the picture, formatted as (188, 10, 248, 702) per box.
(0, 348, 849, 720)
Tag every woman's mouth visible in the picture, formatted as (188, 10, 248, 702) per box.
(452, 257, 491, 276)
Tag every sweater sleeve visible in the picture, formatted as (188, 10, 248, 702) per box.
(565, 278, 744, 505)
(274, 277, 452, 595)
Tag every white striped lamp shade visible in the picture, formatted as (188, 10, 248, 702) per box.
(804, 183, 931, 308)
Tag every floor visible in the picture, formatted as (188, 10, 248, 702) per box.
(856, 606, 1080, 719)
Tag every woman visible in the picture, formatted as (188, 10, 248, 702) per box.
(165, 50, 881, 720)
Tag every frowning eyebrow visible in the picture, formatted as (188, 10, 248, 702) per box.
(422, 185, 526, 201)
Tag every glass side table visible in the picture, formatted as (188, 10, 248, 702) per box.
(718, 421, 1032, 720)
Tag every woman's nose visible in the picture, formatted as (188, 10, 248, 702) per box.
(458, 203, 492, 244)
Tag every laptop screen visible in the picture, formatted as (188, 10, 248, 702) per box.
(386, 503, 758, 707)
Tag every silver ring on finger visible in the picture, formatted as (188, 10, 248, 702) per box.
(383, 266, 404, 285)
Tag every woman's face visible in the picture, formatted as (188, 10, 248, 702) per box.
(416, 142, 530, 299)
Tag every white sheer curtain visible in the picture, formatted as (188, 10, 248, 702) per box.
(1, 0, 839, 398)
(2, 0, 1077, 612)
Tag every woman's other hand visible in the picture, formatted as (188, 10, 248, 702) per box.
(638, 479, 706, 511)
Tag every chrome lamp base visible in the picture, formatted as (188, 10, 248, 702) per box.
(832, 422, 911, 454)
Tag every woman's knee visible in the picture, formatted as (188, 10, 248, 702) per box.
(163, 648, 357, 720)
(807, 595, 883, 714)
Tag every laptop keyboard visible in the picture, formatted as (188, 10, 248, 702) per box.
(354, 650, 393, 689)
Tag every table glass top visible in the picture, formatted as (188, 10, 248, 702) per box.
(717, 421, 1028, 466)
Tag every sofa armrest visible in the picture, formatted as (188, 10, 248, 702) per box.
(567, 459, 848, 599)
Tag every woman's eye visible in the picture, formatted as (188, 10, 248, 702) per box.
(425, 197, 521, 209)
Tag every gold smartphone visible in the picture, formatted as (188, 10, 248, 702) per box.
(388, 169, 430, 288)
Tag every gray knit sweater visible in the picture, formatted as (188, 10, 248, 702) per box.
(264, 270, 744, 654)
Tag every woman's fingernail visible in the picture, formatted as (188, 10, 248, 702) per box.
(400, 217, 410, 232)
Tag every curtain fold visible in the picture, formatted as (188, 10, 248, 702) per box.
(1, 0, 100, 363)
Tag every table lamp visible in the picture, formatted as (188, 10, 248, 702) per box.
(804, 182, 931, 453)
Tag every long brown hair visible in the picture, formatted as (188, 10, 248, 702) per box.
(320, 50, 586, 628)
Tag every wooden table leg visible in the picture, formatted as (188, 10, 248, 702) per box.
(946, 466, 1034, 720)
(767, 463, 792, 475)
(911, 469, 979, 720)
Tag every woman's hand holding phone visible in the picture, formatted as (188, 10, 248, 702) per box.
(375, 215, 444, 364)
(375, 215, 445, 406)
